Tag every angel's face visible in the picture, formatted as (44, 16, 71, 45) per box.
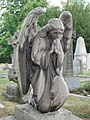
(49, 29, 63, 40)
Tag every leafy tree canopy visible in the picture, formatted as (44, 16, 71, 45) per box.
(0, 0, 90, 63)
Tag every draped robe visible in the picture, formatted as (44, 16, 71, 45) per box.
(30, 34, 69, 113)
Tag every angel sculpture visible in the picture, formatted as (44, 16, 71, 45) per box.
(18, 7, 73, 113)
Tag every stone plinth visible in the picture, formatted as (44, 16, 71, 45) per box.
(73, 59, 83, 75)
(64, 77, 80, 90)
(13, 104, 82, 120)
(3, 84, 21, 102)
(87, 53, 90, 70)
(3, 84, 31, 103)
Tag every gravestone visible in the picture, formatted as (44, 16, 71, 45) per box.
(86, 53, 90, 70)
(63, 43, 73, 76)
(73, 59, 83, 75)
(63, 30, 76, 76)
(63, 31, 80, 90)
(4, 32, 22, 102)
(73, 37, 87, 74)
(3, 84, 22, 102)
(8, 32, 19, 69)
(5, 32, 29, 103)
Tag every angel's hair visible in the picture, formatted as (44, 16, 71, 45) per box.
(38, 18, 64, 37)
(48, 18, 64, 31)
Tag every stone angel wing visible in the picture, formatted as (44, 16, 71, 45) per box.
(59, 11, 73, 54)
(18, 7, 44, 95)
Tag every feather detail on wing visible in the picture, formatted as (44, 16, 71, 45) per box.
(18, 7, 44, 95)
(59, 11, 73, 54)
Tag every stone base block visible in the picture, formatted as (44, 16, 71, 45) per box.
(3, 91, 21, 102)
(64, 77, 80, 90)
(13, 104, 82, 120)
(3, 84, 22, 102)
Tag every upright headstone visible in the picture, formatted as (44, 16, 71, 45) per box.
(8, 32, 19, 69)
(86, 53, 90, 70)
(63, 43, 73, 76)
(7, 32, 30, 103)
(73, 37, 87, 74)
(63, 30, 76, 77)
(63, 31, 80, 90)
(3, 84, 21, 102)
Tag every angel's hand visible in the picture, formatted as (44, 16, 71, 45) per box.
(50, 41, 55, 54)
(54, 39, 63, 54)
(54, 45, 60, 54)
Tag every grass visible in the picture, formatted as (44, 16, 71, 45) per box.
(64, 96, 90, 119)
(81, 81, 90, 86)
(0, 72, 18, 118)
(0, 70, 90, 119)
(70, 81, 90, 96)
(0, 69, 8, 74)
(78, 70, 90, 77)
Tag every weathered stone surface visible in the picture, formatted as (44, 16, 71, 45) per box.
(13, 104, 82, 120)
(74, 37, 87, 72)
(87, 53, 90, 70)
(63, 43, 73, 77)
(64, 77, 80, 90)
(17, 8, 73, 113)
(73, 59, 83, 75)
(0, 103, 4, 109)
(3, 84, 21, 102)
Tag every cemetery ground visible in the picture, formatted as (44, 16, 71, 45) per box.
(0, 70, 90, 120)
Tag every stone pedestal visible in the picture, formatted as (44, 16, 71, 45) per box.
(73, 59, 83, 75)
(13, 104, 82, 120)
(64, 77, 80, 90)
(3, 84, 21, 102)
(3, 84, 31, 104)
(87, 53, 90, 70)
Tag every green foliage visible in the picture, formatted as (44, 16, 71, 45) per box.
(64, 96, 90, 118)
(38, 6, 61, 27)
(2, 13, 19, 35)
(19, 0, 48, 22)
(79, 70, 90, 77)
(1, 0, 90, 63)
(70, 81, 90, 96)
(82, 82, 90, 93)
(0, 0, 49, 63)
(0, 32, 13, 63)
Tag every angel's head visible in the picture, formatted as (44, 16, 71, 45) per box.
(48, 18, 64, 40)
